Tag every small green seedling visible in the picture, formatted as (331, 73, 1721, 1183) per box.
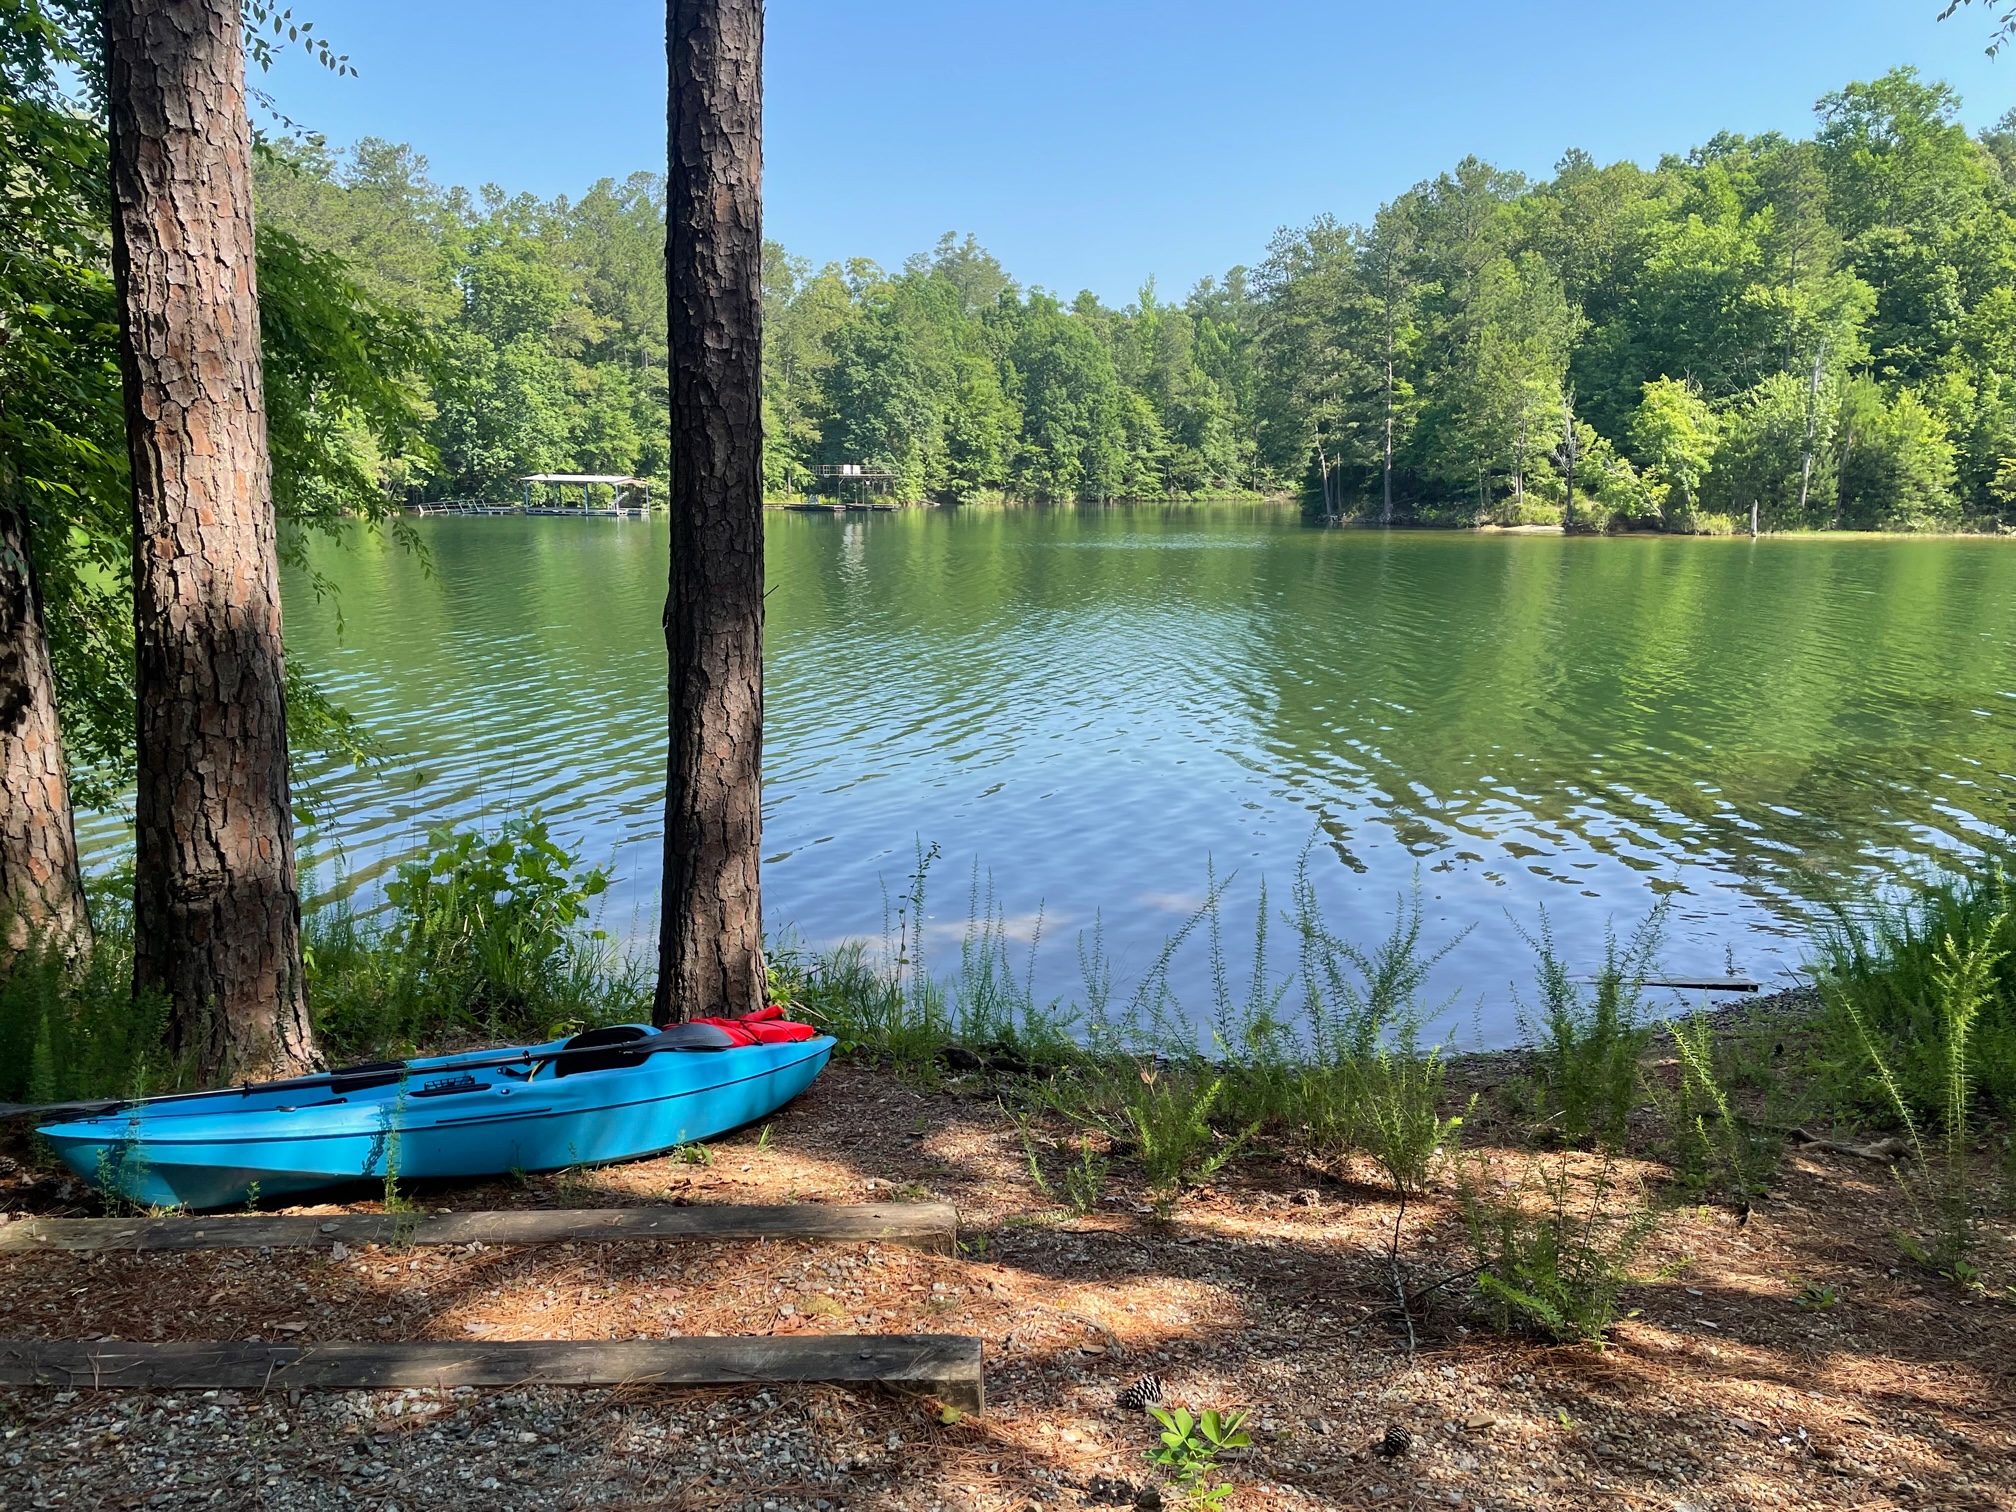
(675, 1142, 713, 1167)
(1147, 1405, 1250, 1508)
(1795, 1280, 1840, 1312)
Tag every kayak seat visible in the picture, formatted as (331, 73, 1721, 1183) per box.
(651, 1022, 738, 1052)
(328, 1061, 404, 1094)
(553, 1025, 656, 1077)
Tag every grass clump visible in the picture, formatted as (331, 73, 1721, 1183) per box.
(1044, 1065, 1251, 1212)
(775, 844, 1079, 1076)
(1019, 1119, 1111, 1216)
(0, 876, 176, 1106)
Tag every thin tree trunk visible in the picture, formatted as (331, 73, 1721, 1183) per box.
(656, 0, 767, 1025)
(1559, 390, 1578, 533)
(0, 464, 92, 964)
(105, 0, 315, 1078)
(1381, 318, 1394, 526)
(1795, 346, 1824, 519)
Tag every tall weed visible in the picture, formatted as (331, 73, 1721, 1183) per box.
(1514, 906, 1664, 1146)
(1829, 909, 2006, 1274)
(1292, 852, 1466, 1064)
(780, 845, 1078, 1071)
(1655, 1012, 1781, 1202)
(1352, 1037, 1467, 1197)
(1458, 1148, 1661, 1342)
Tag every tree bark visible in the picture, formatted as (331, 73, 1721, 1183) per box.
(656, 0, 767, 1025)
(105, 0, 315, 1078)
(0, 464, 93, 965)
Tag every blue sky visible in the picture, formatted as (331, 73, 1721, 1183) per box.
(259, 1, 2015, 304)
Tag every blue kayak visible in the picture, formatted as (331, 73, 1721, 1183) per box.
(37, 1024, 835, 1211)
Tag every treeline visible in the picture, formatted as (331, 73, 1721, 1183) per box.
(252, 66, 2016, 529)
(1257, 68, 2016, 532)
(250, 150, 1263, 504)
(3, 6, 433, 803)
(253, 139, 671, 499)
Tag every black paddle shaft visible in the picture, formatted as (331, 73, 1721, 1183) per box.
(0, 1022, 748, 1121)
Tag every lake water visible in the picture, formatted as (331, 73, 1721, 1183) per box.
(80, 507, 2016, 1045)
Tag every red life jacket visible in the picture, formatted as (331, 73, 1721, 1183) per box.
(689, 1003, 819, 1046)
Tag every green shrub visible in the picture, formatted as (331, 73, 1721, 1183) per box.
(1813, 867, 2016, 1124)
(309, 816, 639, 1057)
(1458, 1148, 1661, 1342)
(1514, 908, 1663, 1146)
(382, 816, 610, 1016)
(1830, 905, 2007, 1274)
(1352, 1037, 1467, 1197)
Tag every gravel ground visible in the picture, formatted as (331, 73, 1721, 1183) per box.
(4, 1041, 2016, 1511)
(6, 1382, 935, 1511)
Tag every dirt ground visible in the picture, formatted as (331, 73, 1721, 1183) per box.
(3, 1055, 2015, 1512)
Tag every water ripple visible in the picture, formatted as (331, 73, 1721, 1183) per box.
(75, 511, 2016, 1045)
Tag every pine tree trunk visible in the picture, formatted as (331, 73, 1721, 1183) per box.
(656, 0, 767, 1025)
(0, 466, 92, 964)
(105, 0, 315, 1078)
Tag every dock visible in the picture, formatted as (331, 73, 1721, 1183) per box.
(407, 472, 655, 518)
(782, 501, 901, 513)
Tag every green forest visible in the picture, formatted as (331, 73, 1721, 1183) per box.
(244, 67, 2016, 530)
(12, 20, 2016, 815)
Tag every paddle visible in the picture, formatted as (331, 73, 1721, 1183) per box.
(0, 1021, 748, 1121)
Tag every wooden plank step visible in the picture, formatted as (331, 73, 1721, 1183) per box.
(0, 1203, 957, 1256)
(0, 1336, 984, 1412)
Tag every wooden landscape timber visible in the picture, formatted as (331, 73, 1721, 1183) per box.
(0, 1336, 985, 1413)
(0, 1202, 958, 1256)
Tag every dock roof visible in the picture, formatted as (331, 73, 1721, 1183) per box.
(520, 473, 650, 485)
